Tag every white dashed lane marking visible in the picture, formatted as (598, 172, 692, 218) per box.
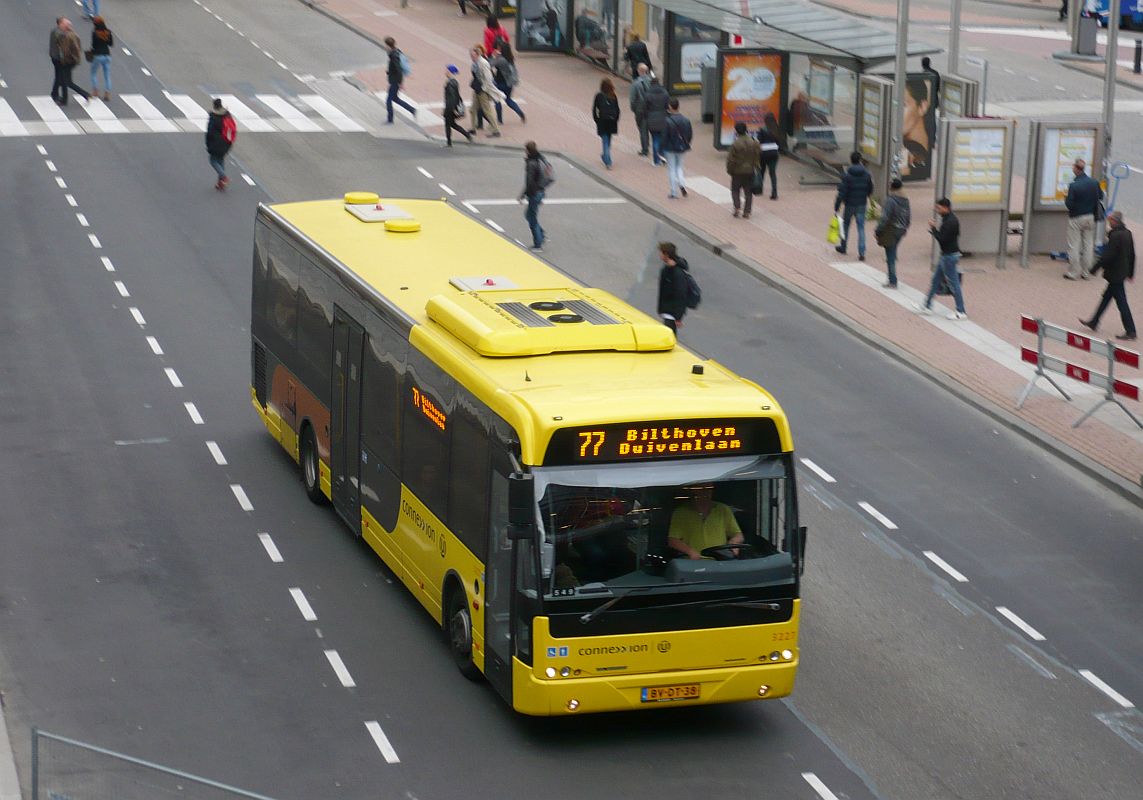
(324, 650, 356, 687)
(858, 501, 897, 530)
(258, 533, 283, 563)
(101, 257, 115, 271)
(184, 402, 204, 424)
(113, 281, 129, 297)
(923, 551, 969, 583)
(290, 588, 318, 621)
(130, 307, 146, 325)
(164, 368, 182, 388)
(802, 772, 840, 800)
(1079, 670, 1134, 708)
(206, 441, 227, 465)
(146, 336, 163, 355)
(996, 606, 1046, 642)
(799, 458, 836, 483)
(365, 721, 400, 764)
(230, 484, 254, 511)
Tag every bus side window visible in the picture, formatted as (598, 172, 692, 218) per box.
(448, 405, 490, 561)
(266, 236, 299, 348)
(401, 351, 453, 522)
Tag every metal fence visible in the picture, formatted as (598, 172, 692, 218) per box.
(31, 729, 281, 800)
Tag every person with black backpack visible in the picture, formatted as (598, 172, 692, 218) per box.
(518, 141, 553, 252)
(592, 78, 620, 170)
(657, 242, 699, 333)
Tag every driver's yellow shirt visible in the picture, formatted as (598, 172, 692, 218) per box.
(668, 503, 741, 554)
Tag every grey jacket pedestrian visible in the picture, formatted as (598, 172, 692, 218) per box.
(643, 83, 669, 133)
(876, 194, 911, 235)
(629, 73, 650, 114)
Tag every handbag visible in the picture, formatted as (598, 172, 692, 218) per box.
(827, 214, 841, 246)
(875, 226, 901, 249)
(866, 196, 882, 221)
(84, 49, 94, 63)
(751, 167, 764, 196)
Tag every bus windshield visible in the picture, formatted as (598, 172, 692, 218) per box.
(533, 456, 796, 597)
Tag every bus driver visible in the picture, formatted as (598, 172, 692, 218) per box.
(667, 485, 743, 559)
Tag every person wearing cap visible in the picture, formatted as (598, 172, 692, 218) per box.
(442, 65, 472, 147)
(668, 485, 743, 560)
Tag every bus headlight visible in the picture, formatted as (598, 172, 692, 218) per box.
(758, 685, 770, 696)
(545, 667, 557, 678)
(566, 699, 580, 711)
(560, 666, 571, 677)
(781, 649, 794, 661)
(769, 651, 781, 662)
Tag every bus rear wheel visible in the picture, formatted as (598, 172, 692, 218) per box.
(300, 426, 327, 505)
(446, 589, 481, 681)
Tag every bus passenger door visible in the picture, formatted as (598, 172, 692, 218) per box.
(331, 308, 365, 532)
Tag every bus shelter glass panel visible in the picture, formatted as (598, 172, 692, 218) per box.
(574, 0, 619, 70)
(617, 0, 638, 77)
(518, 0, 572, 51)
(666, 13, 721, 94)
(786, 54, 856, 161)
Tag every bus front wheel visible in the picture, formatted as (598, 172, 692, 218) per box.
(446, 588, 482, 681)
(300, 426, 327, 505)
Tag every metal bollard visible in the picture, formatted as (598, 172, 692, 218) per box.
(1136, 39, 1142, 74)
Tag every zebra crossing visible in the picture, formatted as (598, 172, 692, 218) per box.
(0, 91, 367, 137)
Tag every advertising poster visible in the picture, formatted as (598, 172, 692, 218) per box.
(900, 73, 938, 182)
(1038, 128, 1097, 206)
(716, 50, 785, 148)
(948, 127, 1007, 206)
(517, 0, 571, 52)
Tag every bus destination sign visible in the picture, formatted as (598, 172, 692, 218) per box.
(544, 418, 781, 465)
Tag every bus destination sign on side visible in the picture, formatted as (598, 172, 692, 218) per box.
(411, 385, 447, 431)
(544, 418, 781, 465)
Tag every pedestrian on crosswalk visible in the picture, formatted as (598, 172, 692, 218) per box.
(206, 99, 236, 191)
(384, 37, 416, 125)
(51, 18, 91, 106)
(490, 42, 525, 125)
(89, 16, 114, 101)
(443, 65, 473, 147)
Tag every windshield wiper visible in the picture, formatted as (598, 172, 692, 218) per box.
(701, 600, 782, 611)
(579, 581, 709, 625)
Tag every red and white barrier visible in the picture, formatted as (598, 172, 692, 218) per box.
(1017, 315, 1141, 429)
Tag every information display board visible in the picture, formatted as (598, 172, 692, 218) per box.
(1037, 127, 1098, 207)
(714, 49, 787, 149)
(947, 126, 1007, 206)
(940, 75, 978, 118)
(859, 82, 883, 162)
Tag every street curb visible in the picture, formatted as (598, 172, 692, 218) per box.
(1057, 60, 1143, 93)
(295, 0, 1143, 506)
(558, 154, 1143, 507)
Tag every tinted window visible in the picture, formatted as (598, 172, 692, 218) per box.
(267, 236, 299, 347)
(252, 221, 271, 333)
(402, 351, 453, 521)
(297, 257, 334, 397)
(448, 401, 490, 561)
(362, 317, 407, 465)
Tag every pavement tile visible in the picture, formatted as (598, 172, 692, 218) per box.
(310, 0, 1143, 491)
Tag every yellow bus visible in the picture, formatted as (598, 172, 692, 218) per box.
(251, 193, 806, 715)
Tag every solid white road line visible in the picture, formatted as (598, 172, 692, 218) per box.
(486, 219, 504, 233)
(101, 257, 115, 271)
(88, 234, 102, 248)
(364, 721, 400, 764)
(289, 587, 318, 621)
(466, 197, 627, 206)
(324, 650, 356, 687)
(858, 501, 898, 530)
(206, 441, 227, 465)
(923, 551, 969, 583)
(146, 336, 163, 355)
(996, 606, 1046, 642)
(255, 94, 322, 132)
(800, 458, 836, 483)
(29, 97, 81, 135)
(76, 97, 129, 133)
(113, 281, 129, 297)
(130, 307, 146, 325)
(417, 166, 433, 179)
(65, 194, 77, 207)
(801, 772, 840, 800)
(216, 94, 275, 132)
(120, 94, 180, 132)
(165, 368, 182, 388)
(258, 533, 283, 563)
(163, 92, 209, 131)
(298, 94, 366, 132)
(76, 213, 89, 227)
(184, 402, 204, 424)
(1079, 670, 1135, 708)
(230, 484, 254, 511)
(438, 183, 456, 196)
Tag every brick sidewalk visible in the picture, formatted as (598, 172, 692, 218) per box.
(307, 0, 1143, 493)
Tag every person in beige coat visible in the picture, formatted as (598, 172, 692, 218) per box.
(467, 46, 504, 137)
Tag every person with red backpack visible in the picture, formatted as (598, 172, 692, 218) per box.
(205, 98, 236, 191)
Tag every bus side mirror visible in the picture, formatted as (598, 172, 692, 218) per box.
(508, 474, 536, 540)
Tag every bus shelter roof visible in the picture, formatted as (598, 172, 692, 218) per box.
(655, 0, 940, 71)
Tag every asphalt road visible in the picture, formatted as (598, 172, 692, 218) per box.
(0, 1, 1140, 799)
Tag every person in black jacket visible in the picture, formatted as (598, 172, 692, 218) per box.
(834, 152, 874, 259)
(592, 79, 620, 170)
(642, 77, 669, 166)
(1065, 159, 1104, 279)
(657, 241, 689, 333)
(442, 65, 472, 147)
(755, 123, 780, 200)
(384, 37, 416, 124)
(518, 141, 548, 251)
(917, 198, 967, 319)
(205, 98, 233, 190)
(623, 33, 652, 76)
(1079, 212, 1136, 340)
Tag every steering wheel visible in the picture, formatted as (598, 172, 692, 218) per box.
(700, 543, 756, 561)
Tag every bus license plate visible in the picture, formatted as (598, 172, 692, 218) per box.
(641, 683, 700, 703)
